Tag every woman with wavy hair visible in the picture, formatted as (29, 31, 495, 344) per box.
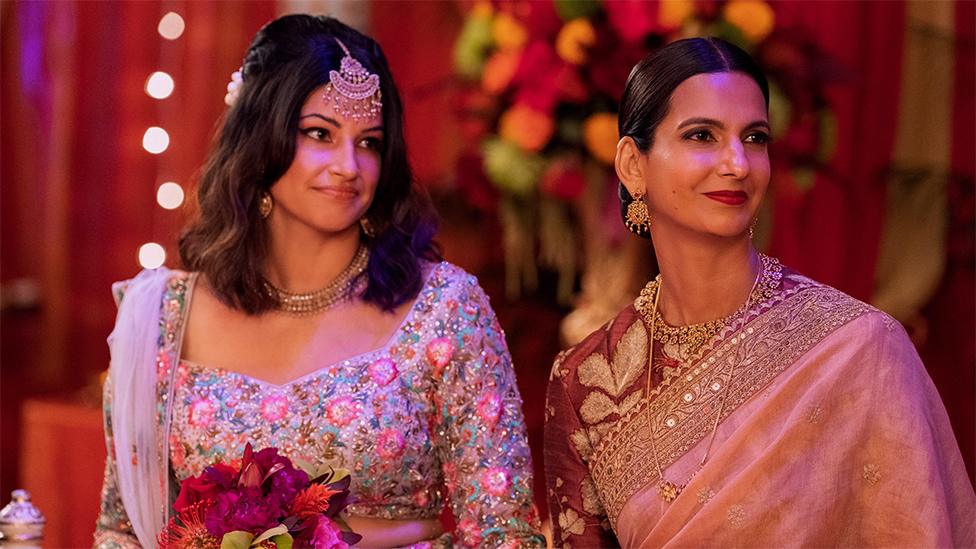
(544, 37, 974, 547)
(94, 15, 544, 548)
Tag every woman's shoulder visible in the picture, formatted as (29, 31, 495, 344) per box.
(421, 260, 491, 303)
(112, 268, 194, 308)
(549, 305, 643, 386)
(779, 264, 910, 350)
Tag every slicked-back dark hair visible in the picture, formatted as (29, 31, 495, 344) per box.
(179, 15, 440, 314)
(617, 37, 769, 237)
(619, 36, 769, 151)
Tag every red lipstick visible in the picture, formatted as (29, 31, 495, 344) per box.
(704, 190, 747, 206)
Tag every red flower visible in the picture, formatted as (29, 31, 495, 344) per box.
(291, 484, 341, 519)
(174, 462, 239, 513)
(158, 501, 218, 549)
(604, 0, 660, 43)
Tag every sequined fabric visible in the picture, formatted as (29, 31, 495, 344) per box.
(94, 262, 545, 548)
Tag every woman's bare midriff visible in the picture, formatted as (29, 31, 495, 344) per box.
(344, 516, 444, 548)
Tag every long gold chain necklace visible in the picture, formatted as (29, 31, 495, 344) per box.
(643, 256, 764, 502)
(264, 245, 369, 316)
(636, 254, 781, 360)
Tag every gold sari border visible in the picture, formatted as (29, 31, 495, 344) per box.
(590, 282, 872, 524)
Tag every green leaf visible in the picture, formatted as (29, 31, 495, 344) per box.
(220, 531, 254, 549)
(253, 525, 289, 545)
(269, 533, 294, 549)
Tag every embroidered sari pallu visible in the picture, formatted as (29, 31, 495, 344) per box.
(546, 277, 976, 548)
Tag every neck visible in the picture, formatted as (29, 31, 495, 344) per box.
(651, 224, 760, 327)
(265, 217, 362, 292)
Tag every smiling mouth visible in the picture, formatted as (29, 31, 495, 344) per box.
(703, 190, 748, 206)
(313, 187, 359, 199)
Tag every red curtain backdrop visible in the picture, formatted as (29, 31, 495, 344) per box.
(1, 0, 277, 498)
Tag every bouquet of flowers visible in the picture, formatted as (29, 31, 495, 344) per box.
(158, 443, 361, 549)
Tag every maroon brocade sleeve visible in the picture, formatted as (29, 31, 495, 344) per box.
(544, 349, 620, 548)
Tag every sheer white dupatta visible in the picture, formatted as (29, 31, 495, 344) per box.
(107, 268, 172, 547)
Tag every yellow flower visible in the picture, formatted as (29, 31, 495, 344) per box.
(556, 18, 597, 65)
(659, 0, 694, 29)
(583, 113, 618, 165)
(500, 104, 555, 152)
(492, 12, 528, 52)
(481, 50, 520, 94)
(723, 0, 775, 43)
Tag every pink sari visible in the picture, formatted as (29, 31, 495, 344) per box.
(545, 268, 975, 548)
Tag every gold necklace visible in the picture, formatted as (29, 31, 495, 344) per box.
(636, 254, 781, 359)
(264, 245, 369, 316)
(644, 256, 765, 503)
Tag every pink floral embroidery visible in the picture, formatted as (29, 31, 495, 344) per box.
(426, 337, 455, 373)
(260, 395, 288, 422)
(477, 392, 503, 428)
(326, 395, 361, 426)
(368, 358, 399, 386)
(482, 467, 510, 496)
(188, 398, 216, 427)
(376, 428, 405, 459)
(456, 518, 483, 546)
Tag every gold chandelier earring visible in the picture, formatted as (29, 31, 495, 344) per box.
(625, 188, 652, 237)
(360, 217, 376, 237)
(259, 192, 273, 219)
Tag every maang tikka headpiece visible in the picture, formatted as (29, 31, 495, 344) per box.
(324, 38, 383, 121)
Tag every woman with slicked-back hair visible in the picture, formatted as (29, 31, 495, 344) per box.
(544, 37, 974, 548)
(95, 15, 544, 548)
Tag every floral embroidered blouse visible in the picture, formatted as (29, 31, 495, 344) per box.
(93, 262, 545, 548)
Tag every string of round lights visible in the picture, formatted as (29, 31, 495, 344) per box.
(138, 10, 185, 269)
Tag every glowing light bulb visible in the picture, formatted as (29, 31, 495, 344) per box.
(156, 182, 185, 209)
(158, 12, 185, 40)
(142, 127, 170, 154)
(138, 243, 166, 269)
(145, 71, 175, 99)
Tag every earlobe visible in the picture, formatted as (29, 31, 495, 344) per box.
(615, 136, 645, 196)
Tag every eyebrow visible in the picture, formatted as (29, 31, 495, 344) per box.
(299, 113, 383, 133)
(677, 117, 770, 131)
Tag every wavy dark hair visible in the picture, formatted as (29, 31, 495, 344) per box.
(617, 37, 769, 238)
(179, 15, 440, 314)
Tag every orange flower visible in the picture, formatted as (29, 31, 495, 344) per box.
(158, 501, 218, 549)
(583, 113, 618, 165)
(499, 105, 555, 152)
(723, 0, 775, 43)
(555, 19, 596, 65)
(481, 50, 520, 94)
(659, 0, 694, 29)
(492, 12, 527, 52)
(291, 484, 341, 519)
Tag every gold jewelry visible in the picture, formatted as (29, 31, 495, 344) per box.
(642, 254, 773, 502)
(259, 192, 273, 219)
(636, 254, 781, 359)
(624, 188, 651, 236)
(360, 217, 376, 237)
(264, 245, 368, 316)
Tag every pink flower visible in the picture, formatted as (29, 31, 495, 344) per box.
(482, 467, 510, 497)
(188, 399, 216, 428)
(326, 396, 361, 427)
(310, 515, 349, 549)
(477, 392, 503, 428)
(368, 358, 398, 386)
(376, 428, 406, 459)
(259, 394, 288, 422)
(425, 338, 456, 373)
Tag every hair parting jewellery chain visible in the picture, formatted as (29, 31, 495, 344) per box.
(264, 245, 369, 316)
(323, 38, 382, 121)
(640, 255, 771, 503)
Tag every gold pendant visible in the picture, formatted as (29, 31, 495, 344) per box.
(659, 480, 680, 502)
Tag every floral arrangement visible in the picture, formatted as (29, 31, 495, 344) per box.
(453, 0, 836, 304)
(158, 443, 361, 549)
